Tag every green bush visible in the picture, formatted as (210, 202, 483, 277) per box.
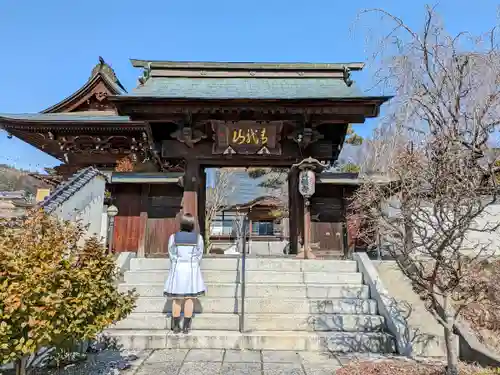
(0, 211, 137, 374)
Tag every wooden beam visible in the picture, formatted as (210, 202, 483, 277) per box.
(111, 172, 184, 184)
(111, 98, 391, 119)
(162, 140, 335, 162)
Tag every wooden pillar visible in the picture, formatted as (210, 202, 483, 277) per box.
(341, 186, 349, 257)
(304, 198, 312, 257)
(288, 168, 302, 255)
(137, 184, 150, 258)
(198, 167, 207, 238)
(293, 161, 320, 260)
(296, 195, 316, 259)
(182, 160, 200, 229)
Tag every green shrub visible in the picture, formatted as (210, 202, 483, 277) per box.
(0, 212, 137, 374)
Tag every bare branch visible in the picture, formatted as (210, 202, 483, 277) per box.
(205, 169, 235, 252)
(354, 5, 500, 371)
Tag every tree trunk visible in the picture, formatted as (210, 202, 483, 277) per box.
(443, 295, 459, 375)
(204, 217, 211, 254)
(15, 357, 27, 375)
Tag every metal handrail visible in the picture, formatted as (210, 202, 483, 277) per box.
(239, 214, 249, 333)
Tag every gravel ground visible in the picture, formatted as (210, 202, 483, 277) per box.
(0, 350, 147, 375)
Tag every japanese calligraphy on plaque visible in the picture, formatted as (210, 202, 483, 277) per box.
(211, 121, 282, 155)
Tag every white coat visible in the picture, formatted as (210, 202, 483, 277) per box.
(163, 231, 206, 298)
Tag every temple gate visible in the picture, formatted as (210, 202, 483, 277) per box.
(0, 58, 389, 257)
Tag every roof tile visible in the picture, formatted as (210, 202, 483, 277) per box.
(40, 167, 105, 214)
(130, 77, 364, 99)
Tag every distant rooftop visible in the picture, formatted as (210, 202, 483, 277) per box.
(0, 190, 27, 200)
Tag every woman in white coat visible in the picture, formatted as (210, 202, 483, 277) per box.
(163, 213, 206, 334)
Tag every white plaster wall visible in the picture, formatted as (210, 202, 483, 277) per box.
(52, 175, 107, 241)
(100, 211, 109, 245)
(383, 199, 500, 256)
(461, 203, 500, 255)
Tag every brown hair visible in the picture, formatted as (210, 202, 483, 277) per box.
(179, 213, 196, 232)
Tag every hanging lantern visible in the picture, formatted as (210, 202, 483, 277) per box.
(298, 169, 316, 198)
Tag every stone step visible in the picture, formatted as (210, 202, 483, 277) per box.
(123, 270, 363, 284)
(106, 329, 396, 353)
(247, 259, 358, 273)
(133, 297, 378, 315)
(120, 283, 370, 299)
(130, 258, 239, 271)
(129, 258, 358, 273)
(113, 313, 239, 331)
(124, 270, 239, 284)
(113, 313, 386, 332)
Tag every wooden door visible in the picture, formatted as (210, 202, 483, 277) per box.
(112, 184, 142, 252)
(310, 190, 345, 255)
(113, 216, 143, 252)
(145, 185, 182, 257)
(145, 218, 178, 257)
(311, 222, 343, 251)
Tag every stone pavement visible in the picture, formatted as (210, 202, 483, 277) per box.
(131, 349, 343, 375)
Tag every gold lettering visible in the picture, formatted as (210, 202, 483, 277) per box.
(260, 128, 268, 144)
(249, 129, 259, 144)
(244, 130, 252, 144)
(231, 127, 269, 146)
(232, 129, 246, 145)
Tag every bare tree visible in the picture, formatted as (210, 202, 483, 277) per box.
(205, 169, 235, 253)
(353, 6, 500, 374)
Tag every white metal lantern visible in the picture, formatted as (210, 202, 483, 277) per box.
(298, 169, 316, 198)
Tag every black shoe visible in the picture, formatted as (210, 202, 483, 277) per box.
(182, 317, 192, 334)
(172, 317, 182, 334)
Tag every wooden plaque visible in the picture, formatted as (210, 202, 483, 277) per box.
(211, 121, 282, 155)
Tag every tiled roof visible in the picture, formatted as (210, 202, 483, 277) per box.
(226, 195, 284, 210)
(129, 77, 365, 99)
(40, 167, 105, 214)
(0, 113, 131, 122)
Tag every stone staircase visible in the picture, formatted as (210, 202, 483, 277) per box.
(108, 257, 396, 354)
(40, 167, 107, 240)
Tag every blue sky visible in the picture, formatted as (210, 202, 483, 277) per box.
(0, 0, 498, 172)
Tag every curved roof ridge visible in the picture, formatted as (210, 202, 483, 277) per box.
(227, 195, 284, 210)
(41, 57, 127, 114)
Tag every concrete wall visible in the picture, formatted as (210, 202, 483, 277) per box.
(210, 240, 289, 256)
(249, 240, 289, 256)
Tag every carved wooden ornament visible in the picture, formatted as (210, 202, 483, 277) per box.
(170, 125, 207, 148)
